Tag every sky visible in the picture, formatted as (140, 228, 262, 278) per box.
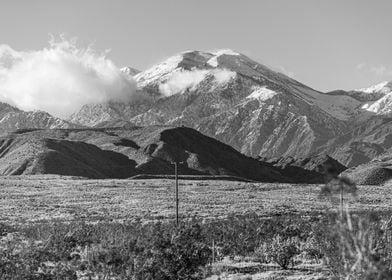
(0, 0, 391, 92)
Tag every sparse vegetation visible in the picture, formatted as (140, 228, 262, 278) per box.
(1, 177, 392, 279)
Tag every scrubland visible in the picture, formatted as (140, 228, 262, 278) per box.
(1, 176, 392, 279)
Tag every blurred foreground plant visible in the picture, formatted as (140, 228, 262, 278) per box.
(317, 171, 392, 279)
(319, 175, 357, 218)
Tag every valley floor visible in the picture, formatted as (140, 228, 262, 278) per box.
(1, 176, 391, 279)
(0, 176, 391, 224)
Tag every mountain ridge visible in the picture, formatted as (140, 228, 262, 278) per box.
(69, 49, 391, 165)
(0, 49, 390, 173)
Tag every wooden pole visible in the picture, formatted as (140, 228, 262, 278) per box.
(212, 239, 215, 263)
(175, 162, 179, 226)
(340, 184, 344, 219)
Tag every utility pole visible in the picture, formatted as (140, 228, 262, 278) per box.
(171, 161, 183, 226)
(340, 183, 344, 219)
(175, 161, 179, 225)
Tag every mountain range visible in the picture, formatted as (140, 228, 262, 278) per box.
(0, 49, 391, 184)
(0, 126, 345, 183)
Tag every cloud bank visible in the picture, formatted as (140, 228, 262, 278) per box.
(0, 36, 136, 118)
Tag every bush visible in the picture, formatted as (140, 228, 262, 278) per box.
(256, 235, 300, 269)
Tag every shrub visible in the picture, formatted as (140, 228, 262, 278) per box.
(256, 235, 300, 269)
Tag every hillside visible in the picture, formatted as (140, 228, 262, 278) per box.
(0, 134, 136, 178)
(343, 148, 392, 185)
(264, 154, 347, 183)
(0, 102, 79, 134)
(317, 117, 392, 167)
(0, 126, 343, 182)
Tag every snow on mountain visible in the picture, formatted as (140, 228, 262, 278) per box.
(351, 81, 392, 116)
(341, 81, 392, 103)
(0, 48, 390, 167)
(70, 49, 353, 159)
(246, 86, 278, 101)
(132, 49, 360, 120)
(68, 50, 392, 163)
(135, 54, 183, 88)
(135, 50, 239, 97)
(361, 92, 392, 115)
(357, 81, 391, 94)
(207, 49, 240, 67)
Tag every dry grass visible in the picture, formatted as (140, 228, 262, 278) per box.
(1, 175, 392, 225)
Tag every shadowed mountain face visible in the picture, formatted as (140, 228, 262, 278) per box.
(0, 126, 343, 182)
(137, 126, 287, 182)
(264, 154, 347, 183)
(0, 135, 136, 178)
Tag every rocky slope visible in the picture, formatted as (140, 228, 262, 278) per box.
(1, 49, 390, 169)
(70, 50, 367, 160)
(69, 51, 392, 167)
(0, 102, 79, 134)
(317, 117, 392, 167)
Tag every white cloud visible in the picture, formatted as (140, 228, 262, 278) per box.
(0, 36, 137, 118)
(212, 69, 236, 84)
(356, 62, 392, 77)
(158, 68, 237, 96)
(158, 69, 209, 96)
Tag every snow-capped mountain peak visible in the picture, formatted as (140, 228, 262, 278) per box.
(349, 81, 392, 116)
(134, 50, 241, 96)
(356, 81, 391, 94)
(120, 49, 364, 120)
(68, 49, 392, 169)
(134, 54, 183, 88)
